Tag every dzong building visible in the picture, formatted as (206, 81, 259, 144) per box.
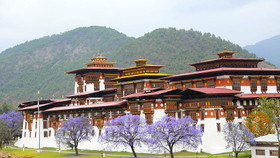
(17, 49, 280, 153)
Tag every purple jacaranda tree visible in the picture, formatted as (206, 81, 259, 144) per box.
(0, 120, 9, 149)
(100, 114, 147, 158)
(0, 111, 23, 142)
(146, 116, 202, 158)
(56, 115, 93, 155)
(223, 122, 256, 158)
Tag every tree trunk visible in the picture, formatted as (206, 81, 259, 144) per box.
(170, 147, 174, 158)
(235, 152, 238, 158)
(130, 145, 137, 157)
(74, 144, 78, 155)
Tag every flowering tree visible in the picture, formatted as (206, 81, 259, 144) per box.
(257, 97, 280, 158)
(0, 120, 9, 149)
(100, 114, 147, 158)
(146, 116, 202, 158)
(0, 111, 23, 144)
(223, 122, 256, 158)
(244, 110, 275, 137)
(56, 115, 93, 155)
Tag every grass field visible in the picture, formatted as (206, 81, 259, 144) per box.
(1, 148, 251, 158)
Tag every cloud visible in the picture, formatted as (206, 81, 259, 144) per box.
(0, 0, 279, 52)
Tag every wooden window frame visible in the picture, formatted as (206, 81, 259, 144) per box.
(256, 149, 265, 155)
(270, 150, 278, 156)
(44, 131, 48, 137)
(200, 124, 204, 132)
(217, 123, 221, 132)
(261, 79, 267, 92)
(215, 110, 220, 120)
(250, 79, 257, 93)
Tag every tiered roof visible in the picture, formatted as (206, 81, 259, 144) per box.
(112, 57, 171, 82)
(161, 48, 278, 81)
(66, 53, 119, 74)
(44, 100, 127, 112)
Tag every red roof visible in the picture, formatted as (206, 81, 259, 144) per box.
(189, 58, 264, 66)
(186, 88, 241, 94)
(161, 67, 280, 81)
(66, 67, 120, 74)
(19, 99, 71, 111)
(122, 89, 181, 99)
(44, 100, 127, 112)
(67, 88, 116, 98)
(235, 93, 280, 99)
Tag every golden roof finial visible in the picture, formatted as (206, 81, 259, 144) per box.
(140, 56, 142, 59)
(98, 52, 100, 57)
(224, 46, 227, 51)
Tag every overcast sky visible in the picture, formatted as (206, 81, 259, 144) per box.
(0, 0, 279, 53)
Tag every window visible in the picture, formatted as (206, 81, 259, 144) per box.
(261, 79, 267, 92)
(215, 110, 220, 120)
(251, 79, 257, 93)
(277, 79, 280, 91)
(201, 111, 205, 120)
(252, 100, 255, 106)
(237, 109, 242, 118)
(200, 124, 204, 132)
(43, 121, 48, 129)
(270, 150, 278, 156)
(44, 131, 48, 137)
(29, 132, 31, 137)
(196, 81, 203, 88)
(35, 122, 37, 129)
(206, 80, 215, 88)
(217, 123, 221, 132)
(49, 130, 51, 137)
(232, 79, 241, 91)
(185, 82, 192, 89)
(256, 149, 265, 155)
(35, 132, 37, 138)
(24, 132, 26, 137)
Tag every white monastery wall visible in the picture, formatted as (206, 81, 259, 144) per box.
(251, 146, 278, 158)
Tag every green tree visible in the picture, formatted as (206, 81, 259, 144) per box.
(0, 120, 10, 149)
(258, 97, 280, 158)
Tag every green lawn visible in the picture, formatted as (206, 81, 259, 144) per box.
(1, 148, 251, 158)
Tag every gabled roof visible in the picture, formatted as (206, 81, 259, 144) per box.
(121, 89, 181, 99)
(186, 88, 241, 94)
(66, 67, 120, 74)
(255, 134, 278, 143)
(235, 93, 280, 99)
(161, 67, 280, 81)
(43, 100, 127, 112)
(189, 58, 264, 66)
(19, 99, 71, 111)
(112, 73, 171, 82)
(66, 88, 116, 98)
(180, 88, 241, 98)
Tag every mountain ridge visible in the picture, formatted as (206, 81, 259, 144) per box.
(0, 26, 275, 105)
(244, 35, 280, 68)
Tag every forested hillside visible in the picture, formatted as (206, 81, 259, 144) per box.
(0, 26, 133, 105)
(0, 26, 274, 105)
(111, 28, 265, 74)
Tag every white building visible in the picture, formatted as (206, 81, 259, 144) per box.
(17, 50, 280, 154)
(251, 134, 278, 158)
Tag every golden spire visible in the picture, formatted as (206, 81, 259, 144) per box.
(224, 46, 227, 51)
(140, 56, 142, 59)
(98, 52, 100, 57)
